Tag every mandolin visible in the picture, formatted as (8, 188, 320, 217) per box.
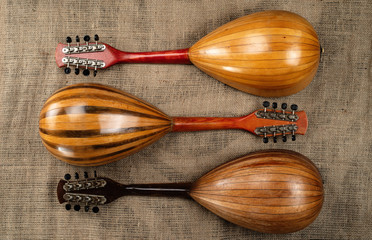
(57, 150, 324, 234)
(39, 83, 308, 166)
(55, 10, 321, 97)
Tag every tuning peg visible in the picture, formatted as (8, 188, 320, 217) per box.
(94, 170, 98, 179)
(92, 206, 99, 213)
(66, 36, 72, 48)
(84, 171, 88, 179)
(76, 35, 80, 46)
(263, 137, 268, 143)
(75, 68, 79, 75)
(290, 104, 298, 111)
(263, 101, 270, 108)
(84, 206, 90, 212)
(75, 172, 79, 180)
(64, 173, 71, 181)
(83, 69, 90, 76)
(273, 135, 277, 143)
(64, 67, 71, 74)
(281, 103, 287, 110)
(272, 102, 277, 110)
(292, 135, 296, 141)
(282, 135, 287, 142)
(65, 203, 71, 210)
(74, 205, 81, 211)
(84, 35, 90, 43)
(94, 34, 99, 44)
(94, 69, 97, 77)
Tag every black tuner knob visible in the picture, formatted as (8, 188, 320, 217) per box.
(94, 70, 97, 77)
(92, 206, 99, 213)
(281, 103, 287, 110)
(64, 67, 71, 74)
(65, 204, 71, 210)
(83, 69, 90, 76)
(84, 206, 90, 212)
(84, 35, 90, 42)
(84, 171, 88, 179)
(272, 102, 278, 109)
(273, 136, 277, 143)
(263, 101, 270, 108)
(66, 36, 72, 43)
(64, 173, 71, 181)
(75, 172, 79, 180)
(94, 34, 99, 41)
(282, 135, 287, 142)
(94, 170, 97, 178)
(292, 135, 296, 141)
(74, 205, 81, 211)
(290, 104, 298, 111)
(76, 35, 80, 42)
(263, 137, 268, 143)
(75, 68, 79, 75)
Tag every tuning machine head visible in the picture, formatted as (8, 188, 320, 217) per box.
(257, 101, 301, 143)
(61, 34, 105, 77)
(61, 171, 104, 213)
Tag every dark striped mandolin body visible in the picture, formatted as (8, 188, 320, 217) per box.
(58, 150, 324, 233)
(39, 84, 172, 166)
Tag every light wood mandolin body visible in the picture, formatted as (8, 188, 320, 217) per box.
(189, 10, 321, 96)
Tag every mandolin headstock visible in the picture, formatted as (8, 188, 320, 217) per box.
(55, 35, 120, 77)
(57, 171, 123, 213)
(241, 101, 308, 143)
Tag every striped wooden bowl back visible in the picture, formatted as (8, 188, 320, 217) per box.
(39, 83, 172, 166)
(189, 10, 320, 97)
(190, 150, 323, 233)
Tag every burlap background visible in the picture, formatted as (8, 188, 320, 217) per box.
(0, 0, 371, 239)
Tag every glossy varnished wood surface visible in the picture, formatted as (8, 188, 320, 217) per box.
(40, 84, 309, 166)
(57, 150, 323, 233)
(39, 83, 171, 166)
(190, 150, 324, 233)
(56, 11, 319, 97)
(189, 10, 320, 97)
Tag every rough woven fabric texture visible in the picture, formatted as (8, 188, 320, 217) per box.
(0, 0, 371, 239)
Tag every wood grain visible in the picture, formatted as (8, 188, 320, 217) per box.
(56, 11, 319, 97)
(189, 10, 320, 97)
(40, 84, 308, 166)
(190, 150, 323, 234)
(57, 150, 323, 233)
(39, 83, 171, 166)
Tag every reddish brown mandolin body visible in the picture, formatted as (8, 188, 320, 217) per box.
(56, 10, 321, 97)
(39, 83, 308, 166)
(57, 150, 324, 234)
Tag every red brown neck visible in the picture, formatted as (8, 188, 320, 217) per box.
(118, 48, 191, 64)
(172, 116, 245, 132)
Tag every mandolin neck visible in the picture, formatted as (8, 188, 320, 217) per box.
(118, 48, 191, 64)
(122, 183, 192, 198)
(172, 116, 246, 132)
